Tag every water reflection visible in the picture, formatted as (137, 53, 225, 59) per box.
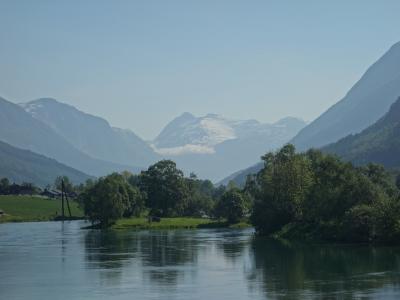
(140, 231, 199, 286)
(3, 222, 400, 299)
(84, 230, 139, 269)
(216, 230, 248, 263)
(247, 238, 400, 299)
(83, 229, 200, 287)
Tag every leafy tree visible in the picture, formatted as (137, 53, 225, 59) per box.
(184, 175, 215, 217)
(251, 144, 313, 235)
(139, 160, 188, 217)
(0, 177, 10, 194)
(54, 176, 74, 193)
(215, 188, 249, 224)
(20, 182, 39, 195)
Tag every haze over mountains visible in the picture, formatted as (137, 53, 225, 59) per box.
(0, 95, 304, 184)
(2, 40, 400, 186)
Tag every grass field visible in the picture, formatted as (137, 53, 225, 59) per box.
(112, 217, 251, 230)
(0, 195, 83, 223)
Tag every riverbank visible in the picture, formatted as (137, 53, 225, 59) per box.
(0, 195, 83, 223)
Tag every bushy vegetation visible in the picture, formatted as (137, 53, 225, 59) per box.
(249, 144, 400, 243)
(0, 178, 40, 195)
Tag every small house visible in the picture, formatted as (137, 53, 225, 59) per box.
(41, 189, 62, 199)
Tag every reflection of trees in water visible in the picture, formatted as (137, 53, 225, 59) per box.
(215, 230, 248, 263)
(139, 231, 199, 285)
(247, 237, 400, 299)
(84, 230, 140, 282)
(83, 230, 200, 286)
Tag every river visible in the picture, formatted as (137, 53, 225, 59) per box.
(1, 221, 400, 299)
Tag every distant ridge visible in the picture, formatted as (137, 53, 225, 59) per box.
(21, 98, 160, 167)
(292, 41, 400, 150)
(0, 140, 92, 187)
(0, 96, 141, 176)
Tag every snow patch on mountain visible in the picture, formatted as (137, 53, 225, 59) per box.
(152, 144, 215, 156)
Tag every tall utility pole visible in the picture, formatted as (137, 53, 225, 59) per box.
(61, 180, 65, 220)
(61, 179, 72, 220)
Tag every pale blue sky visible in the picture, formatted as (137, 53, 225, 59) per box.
(1, 0, 400, 139)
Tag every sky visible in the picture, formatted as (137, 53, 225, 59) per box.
(1, 0, 400, 139)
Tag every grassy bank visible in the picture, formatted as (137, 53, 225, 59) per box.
(112, 217, 251, 230)
(0, 195, 83, 223)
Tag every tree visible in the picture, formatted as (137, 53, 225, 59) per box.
(54, 176, 74, 193)
(0, 177, 10, 194)
(81, 173, 144, 226)
(215, 188, 249, 224)
(184, 175, 215, 217)
(139, 160, 188, 217)
(251, 144, 313, 235)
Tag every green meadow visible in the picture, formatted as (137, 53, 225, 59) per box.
(0, 195, 83, 223)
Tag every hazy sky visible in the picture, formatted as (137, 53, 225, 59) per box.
(1, 1, 400, 139)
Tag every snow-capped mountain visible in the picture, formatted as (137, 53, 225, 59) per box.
(153, 113, 306, 181)
(153, 112, 305, 155)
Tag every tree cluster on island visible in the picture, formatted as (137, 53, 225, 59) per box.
(79, 160, 250, 227)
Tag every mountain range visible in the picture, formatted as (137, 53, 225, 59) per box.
(0, 96, 304, 184)
(2, 41, 400, 186)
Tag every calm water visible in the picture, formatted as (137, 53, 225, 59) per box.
(1, 221, 400, 299)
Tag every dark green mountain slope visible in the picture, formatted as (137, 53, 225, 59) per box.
(0, 140, 92, 187)
(324, 97, 400, 168)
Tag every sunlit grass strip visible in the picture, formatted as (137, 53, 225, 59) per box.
(112, 217, 251, 230)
